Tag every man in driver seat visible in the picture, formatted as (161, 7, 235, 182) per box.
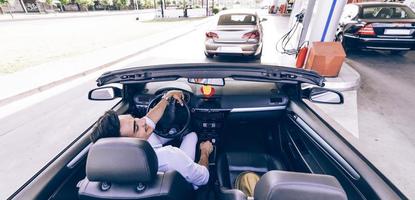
(90, 90, 213, 189)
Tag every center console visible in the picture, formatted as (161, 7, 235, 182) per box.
(191, 97, 228, 164)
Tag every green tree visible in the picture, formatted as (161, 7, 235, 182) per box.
(59, 0, 70, 5)
(0, 0, 15, 16)
(212, 7, 219, 14)
(101, 0, 113, 6)
(76, 0, 93, 10)
(140, 0, 150, 8)
(114, 0, 129, 9)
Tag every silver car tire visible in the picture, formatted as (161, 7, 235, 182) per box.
(204, 52, 214, 58)
(253, 51, 262, 60)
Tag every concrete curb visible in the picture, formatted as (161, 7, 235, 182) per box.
(324, 60, 361, 92)
(0, 17, 210, 107)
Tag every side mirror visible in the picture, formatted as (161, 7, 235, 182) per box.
(260, 18, 268, 22)
(302, 87, 344, 104)
(88, 86, 122, 101)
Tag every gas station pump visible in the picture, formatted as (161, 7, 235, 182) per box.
(278, 0, 347, 75)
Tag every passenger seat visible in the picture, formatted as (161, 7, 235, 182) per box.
(216, 152, 286, 199)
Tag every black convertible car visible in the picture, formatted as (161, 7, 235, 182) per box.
(337, 2, 415, 55)
(9, 63, 407, 200)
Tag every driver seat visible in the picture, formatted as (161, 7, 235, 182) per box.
(78, 138, 194, 200)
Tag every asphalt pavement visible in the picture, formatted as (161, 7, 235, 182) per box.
(347, 50, 415, 198)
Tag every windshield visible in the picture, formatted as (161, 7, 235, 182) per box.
(361, 5, 415, 19)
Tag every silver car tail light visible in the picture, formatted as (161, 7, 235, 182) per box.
(242, 30, 260, 39)
(206, 32, 219, 39)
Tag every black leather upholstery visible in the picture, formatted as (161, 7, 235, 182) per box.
(218, 187, 247, 200)
(78, 138, 194, 200)
(86, 138, 158, 183)
(217, 152, 286, 189)
(254, 171, 347, 200)
(78, 171, 193, 200)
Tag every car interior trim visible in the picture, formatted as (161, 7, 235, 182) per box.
(294, 115, 361, 180)
(66, 143, 91, 169)
(228, 166, 269, 173)
(361, 38, 415, 42)
(193, 108, 232, 112)
(366, 46, 411, 50)
(378, 35, 414, 39)
(230, 106, 286, 112)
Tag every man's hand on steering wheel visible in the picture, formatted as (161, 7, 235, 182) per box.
(147, 89, 191, 138)
(163, 90, 185, 106)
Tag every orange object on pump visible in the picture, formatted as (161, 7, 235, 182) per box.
(296, 47, 308, 68)
(279, 4, 287, 14)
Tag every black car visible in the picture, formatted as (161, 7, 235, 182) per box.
(8, 63, 407, 200)
(337, 2, 415, 55)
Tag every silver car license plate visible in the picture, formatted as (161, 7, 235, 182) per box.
(384, 29, 411, 35)
(220, 47, 242, 53)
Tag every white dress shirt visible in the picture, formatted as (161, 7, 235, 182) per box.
(144, 117, 209, 188)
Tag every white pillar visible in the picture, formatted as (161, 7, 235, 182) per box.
(306, 0, 347, 42)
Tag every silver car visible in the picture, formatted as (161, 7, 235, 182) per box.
(204, 10, 265, 59)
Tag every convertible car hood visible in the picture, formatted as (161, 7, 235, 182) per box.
(96, 63, 325, 87)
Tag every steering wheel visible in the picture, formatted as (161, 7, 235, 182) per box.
(146, 93, 191, 138)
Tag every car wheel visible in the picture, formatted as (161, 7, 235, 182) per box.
(337, 33, 353, 54)
(390, 50, 407, 56)
(204, 52, 214, 58)
(254, 52, 262, 60)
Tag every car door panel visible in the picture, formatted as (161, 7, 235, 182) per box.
(283, 114, 366, 200)
(281, 101, 406, 200)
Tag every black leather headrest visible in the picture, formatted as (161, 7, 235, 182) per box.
(86, 138, 158, 183)
(254, 171, 347, 200)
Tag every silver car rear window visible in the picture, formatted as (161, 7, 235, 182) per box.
(218, 14, 257, 25)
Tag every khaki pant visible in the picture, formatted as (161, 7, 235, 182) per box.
(234, 172, 260, 197)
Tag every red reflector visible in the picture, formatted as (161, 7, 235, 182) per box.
(242, 31, 260, 39)
(206, 32, 218, 39)
(358, 24, 376, 36)
(201, 85, 215, 97)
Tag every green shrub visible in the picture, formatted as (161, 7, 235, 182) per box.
(0, 0, 8, 5)
(114, 0, 129, 9)
(59, 0, 69, 5)
(101, 0, 113, 6)
(76, 0, 93, 9)
(212, 7, 219, 14)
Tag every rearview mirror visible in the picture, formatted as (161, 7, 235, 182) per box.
(188, 78, 225, 86)
(88, 86, 122, 100)
(302, 87, 343, 104)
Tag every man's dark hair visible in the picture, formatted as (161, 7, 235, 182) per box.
(90, 110, 120, 143)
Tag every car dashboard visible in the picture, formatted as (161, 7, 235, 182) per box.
(131, 78, 289, 140)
